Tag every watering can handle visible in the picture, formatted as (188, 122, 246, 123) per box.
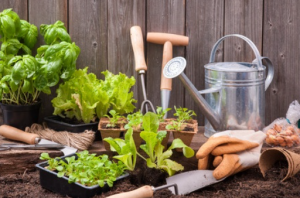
(253, 57, 274, 91)
(209, 34, 264, 71)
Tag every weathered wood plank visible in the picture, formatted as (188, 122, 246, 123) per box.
(185, 0, 224, 125)
(28, 0, 68, 121)
(107, 0, 146, 111)
(69, 0, 108, 79)
(0, 1, 28, 125)
(146, 0, 186, 116)
(263, 0, 300, 125)
(224, 0, 263, 62)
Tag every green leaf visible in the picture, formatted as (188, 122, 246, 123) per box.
(0, 15, 16, 37)
(142, 112, 159, 132)
(168, 138, 195, 158)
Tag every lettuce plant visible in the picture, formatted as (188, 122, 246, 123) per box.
(40, 150, 126, 187)
(103, 128, 137, 171)
(0, 8, 80, 105)
(106, 112, 195, 176)
(139, 112, 195, 176)
(52, 68, 136, 123)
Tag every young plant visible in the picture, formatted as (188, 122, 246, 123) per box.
(105, 109, 125, 128)
(39, 150, 127, 188)
(139, 112, 195, 176)
(103, 128, 137, 171)
(156, 106, 171, 122)
(124, 110, 143, 130)
(166, 106, 196, 131)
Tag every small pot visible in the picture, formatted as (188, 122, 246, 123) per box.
(166, 119, 198, 152)
(0, 101, 41, 130)
(98, 118, 126, 151)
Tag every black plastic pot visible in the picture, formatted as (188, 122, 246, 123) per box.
(36, 154, 129, 198)
(44, 115, 101, 140)
(0, 101, 41, 130)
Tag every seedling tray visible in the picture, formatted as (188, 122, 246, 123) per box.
(44, 115, 101, 140)
(36, 154, 129, 198)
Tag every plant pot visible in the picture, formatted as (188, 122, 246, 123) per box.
(0, 101, 41, 130)
(35, 153, 129, 198)
(169, 119, 198, 152)
(44, 115, 100, 141)
(98, 118, 126, 151)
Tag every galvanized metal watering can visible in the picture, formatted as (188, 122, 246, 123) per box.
(163, 34, 274, 137)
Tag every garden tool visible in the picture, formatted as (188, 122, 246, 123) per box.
(196, 130, 266, 180)
(130, 26, 155, 114)
(147, 32, 189, 118)
(0, 125, 77, 155)
(259, 147, 300, 182)
(163, 34, 274, 137)
(107, 169, 225, 197)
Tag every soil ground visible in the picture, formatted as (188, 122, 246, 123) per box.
(1, 150, 300, 198)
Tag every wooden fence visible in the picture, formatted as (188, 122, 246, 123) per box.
(0, 0, 299, 127)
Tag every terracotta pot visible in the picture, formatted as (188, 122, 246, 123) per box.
(98, 118, 126, 151)
(167, 119, 198, 152)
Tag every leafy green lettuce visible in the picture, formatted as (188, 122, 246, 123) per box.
(52, 68, 136, 123)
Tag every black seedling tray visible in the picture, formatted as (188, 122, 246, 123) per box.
(36, 154, 129, 198)
(44, 115, 101, 140)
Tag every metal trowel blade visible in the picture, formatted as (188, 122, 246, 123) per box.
(166, 170, 225, 195)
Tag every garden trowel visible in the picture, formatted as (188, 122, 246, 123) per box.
(0, 125, 77, 155)
(107, 170, 225, 198)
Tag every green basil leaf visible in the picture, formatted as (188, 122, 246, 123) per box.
(0, 15, 15, 37)
(21, 79, 30, 92)
(56, 27, 71, 43)
(1, 82, 10, 93)
(44, 43, 64, 60)
(11, 61, 26, 83)
(23, 24, 38, 49)
(9, 80, 18, 92)
(21, 44, 32, 55)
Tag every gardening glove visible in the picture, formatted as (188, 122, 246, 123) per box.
(196, 130, 266, 180)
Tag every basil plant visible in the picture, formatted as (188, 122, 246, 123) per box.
(0, 9, 80, 105)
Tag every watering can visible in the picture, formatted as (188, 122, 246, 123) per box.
(163, 34, 274, 137)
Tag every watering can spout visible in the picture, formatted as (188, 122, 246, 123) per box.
(163, 57, 222, 131)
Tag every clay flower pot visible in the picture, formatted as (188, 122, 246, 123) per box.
(166, 119, 198, 152)
(98, 118, 126, 151)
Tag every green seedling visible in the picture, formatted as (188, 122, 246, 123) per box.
(124, 111, 143, 130)
(40, 150, 126, 187)
(156, 106, 171, 122)
(166, 106, 196, 131)
(105, 109, 125, 128)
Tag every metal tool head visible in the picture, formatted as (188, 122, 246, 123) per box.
(163, 57, 186, 79)
(166, 170, 225, 195)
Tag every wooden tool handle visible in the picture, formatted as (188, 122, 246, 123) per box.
(147, 32, 189, 46)
(107, 185, 154, 198)
(161, 41, 173, 90)
(0, 125, 39, 145)
(130, 26, 147, 71)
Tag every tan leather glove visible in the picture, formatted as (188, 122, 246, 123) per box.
(196, 130, 266, 180)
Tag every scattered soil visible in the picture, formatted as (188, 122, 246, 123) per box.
(1, 150, 300, 198)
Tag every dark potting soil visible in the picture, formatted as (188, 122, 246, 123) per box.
(1, 151, 300, 198)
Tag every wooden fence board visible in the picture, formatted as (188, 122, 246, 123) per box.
(28, 0, 68, 121)
(108, 0, 146, 111)
(185, 0, 224, 125)
(264, 0, 300, 124)
(146, 0, 185, 116)
(69, 0, 107, 79)
(224, 0, 263, 62)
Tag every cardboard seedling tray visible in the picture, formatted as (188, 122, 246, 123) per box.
(35, 154, 129, 198)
